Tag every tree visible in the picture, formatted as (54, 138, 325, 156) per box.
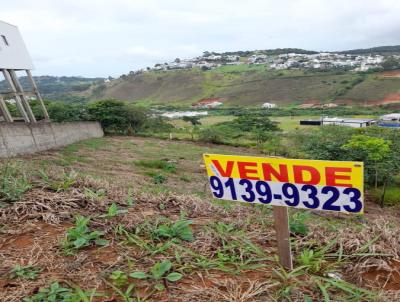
(220, 115, 280, 132)
(342, 135, 391, 189)
(87, 99, 129, 134)
(125, 104, 149, 134)
(182, 116, 202, 140)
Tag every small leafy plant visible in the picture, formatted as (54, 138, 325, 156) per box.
(62, 216, 109, 254)
(110, 270, 129, 287)
(84, 187, 107, 201)
(38, 169, 77, 192)
(297, 249, 326, 273)
(155, 219, 194, 242)
(23, 282, 74, 302)
(289, 212, 310, 236)
(130, 260, 182, 291)
(100, 203, 128, 218)
(153, 174, 167, 184)
(10, 264, 41, 280)
(126, 188, 134, 206)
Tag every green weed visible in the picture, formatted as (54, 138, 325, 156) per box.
(38, 169, 77, 192)
(110, 270, 129, 287)
(61, 216, 109, 254)
(154, 219, 194, 242)
(134, 160, 176, 173)
(179, 174, 191, 182)
(0, 161, 32, 203)
(130, 260, 182, 291)
(84, 188, 107, 201)
(289, 211, 310, 236)
(10, 264, 41, 280)
(152, 174, 166, 184)
(100, 203, 128, 219)
(23, 282, 91, 302)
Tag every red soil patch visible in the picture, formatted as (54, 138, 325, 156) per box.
(0, 222, 69, 251)
(382, 71, 400, 78)
(364, 93, 400, 106)
(363, 260, 400, 290)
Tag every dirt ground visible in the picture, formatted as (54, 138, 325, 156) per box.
(1, 137, 400, 301)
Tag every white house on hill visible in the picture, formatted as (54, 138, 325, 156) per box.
(262, 102, 277, 109)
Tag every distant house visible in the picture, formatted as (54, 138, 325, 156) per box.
(380, 113, 400, 122)
(299, 117, 376, 128)
(378, 113, 400, 128)
(193, 98, 224, 108)
(262, 102, 277, 108)
(322, 117, 376, 128)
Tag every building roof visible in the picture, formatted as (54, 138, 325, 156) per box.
(323, 117, 375, 123)
(381, 113, 400, 120)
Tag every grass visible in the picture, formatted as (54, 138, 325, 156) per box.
(369, 186, 400, 206)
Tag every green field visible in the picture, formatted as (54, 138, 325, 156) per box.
(170, 114, 378, 132)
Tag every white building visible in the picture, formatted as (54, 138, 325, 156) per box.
(161, 111, 208, 119)
(0, 20, 34, 70)
(322, 117, 376, 128)
(380, 113, 400, 122)
(262, 102, 277, 108)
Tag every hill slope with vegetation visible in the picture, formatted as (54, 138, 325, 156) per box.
(88, 66, 400, 107)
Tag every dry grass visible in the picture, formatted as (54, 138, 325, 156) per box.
(1, 137, 400, 301)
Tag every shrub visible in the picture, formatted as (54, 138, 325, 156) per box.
(153, 174, 167, 184)
(87, 99, 149, 134)
(198, 128, 224, 144)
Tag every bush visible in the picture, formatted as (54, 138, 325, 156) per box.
(87, 99, 149, 134)
(198, 128, 224, 144)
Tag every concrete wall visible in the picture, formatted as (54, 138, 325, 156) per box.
(0, 121, 103, 157)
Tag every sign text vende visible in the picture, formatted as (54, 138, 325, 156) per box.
(203, 154, 364, 214)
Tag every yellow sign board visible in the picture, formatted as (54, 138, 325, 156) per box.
(203, 154, 364, 214)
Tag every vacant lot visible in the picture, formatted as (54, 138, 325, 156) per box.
(1, 137, 400, 301)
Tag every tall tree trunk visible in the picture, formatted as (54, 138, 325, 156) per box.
(380, 179, 388, 208)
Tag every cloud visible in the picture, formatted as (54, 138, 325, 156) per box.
(1, 0, 399, 76)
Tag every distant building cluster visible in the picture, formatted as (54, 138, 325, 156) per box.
(152, 54, 241, 72)
(268, 53, 386, 72)
(118, 51, 399, 79)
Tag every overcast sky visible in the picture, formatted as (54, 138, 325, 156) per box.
(1, 0, 400, 77)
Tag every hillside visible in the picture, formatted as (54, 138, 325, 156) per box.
(87, 66, 400, 107)
(0, 75, 103, 102)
